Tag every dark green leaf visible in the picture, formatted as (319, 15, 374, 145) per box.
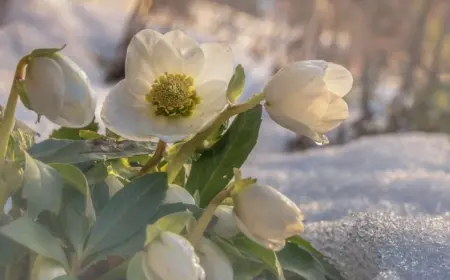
(127, 253, 147, 280)
(54, 276, 78, 280)
(0, 215, 25, 266)
(28, 139, 156, 164)
(186, 105, 262, 206)
(277, 243, 326, 280)
(84, 173, 168, 257)
(0, 217, 69, 269)
(49, 119, 99, 141)
(79, 130, 103, 140)
(227, 64, 246, 103)
(22, 152, 63, 217)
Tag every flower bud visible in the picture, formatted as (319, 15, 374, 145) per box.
(142, 231, 205, 280)
(163, 184, 196, 205)
(24, 53, 95, 128)
(30, 256, 67, 280)
(198, 238, 233, 280)
(264, 60, 353, 144)
(233, 184, 304, 251)
(212, 205, 240, 239)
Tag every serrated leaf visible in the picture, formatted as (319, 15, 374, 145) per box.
(127, 253, 147, 280)
(145, 211, 193, 245)
(186, 105, 262, 207)
(22, 151, 63, 217)
(28, 139, 157, 164)
(227, 64, 245, 103)
(84, 173, 168, 258)
(0, 217, 69, 269)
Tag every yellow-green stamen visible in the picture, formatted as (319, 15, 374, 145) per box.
(146, 73, 200, 117)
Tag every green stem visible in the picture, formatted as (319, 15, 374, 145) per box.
(137, 139, 166, 176)
(0, 57, 28, 160)
(166, 92, 265, 183)
(188, 188, 231, 247)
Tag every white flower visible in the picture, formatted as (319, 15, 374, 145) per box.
(198, 238, 233, 280)
(233, 184, 304, 251)
(24, 53, 95, 128)
(101, 29, 234, 143)
(163, 184, 196, 205)
(212, 205, 240, 238)
(264, 60, 353, 144)
(31, 256, 67, 280)
(142, 231, 205, 280)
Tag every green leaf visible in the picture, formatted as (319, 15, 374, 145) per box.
(227, 64, 246, 103)
(54, 276, 78, 280)
(172, 164, 186, 187)
(233, 237, 285, 280)
(79, 130, 103, 140)
(22, 151, 64, 217)
(49, 119, 99, 141)
(186, 105, 262, 206)
(145, 211, 193, 245)
(62, 197, 90, 258)
(28, 139, 157, 164)
(127, 253, 147, 280)
(0, 217, 69, 269)
(0, 160, 23, 211)
(283, 236, 345, 280)
(84, 173, 168, 257)
(0, 215, 25, 266)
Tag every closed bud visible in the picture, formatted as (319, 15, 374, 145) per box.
(163, 184, 196, 205)
(233, 184, 304, 251)
(24, 53, 95, 128)
(142, 231, 205, 280)
(198, 238, 233, 280)
(264, 60, 353, 144)
(30, 256, 67, 280)
(212, 205, 240, 238)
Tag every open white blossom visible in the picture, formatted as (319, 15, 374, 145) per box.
(233, 184, 304, 251)
(264, 60, 353, 144)
(198, 238, 233, 280)
(24, 53, 95, 128)
(101, 29, 234, 143)
(212, 205, 240, 238)
(142, 231, 205, 280)
(163, 184, 196, 205)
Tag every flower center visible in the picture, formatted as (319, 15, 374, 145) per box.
(146, 73, 200, 117)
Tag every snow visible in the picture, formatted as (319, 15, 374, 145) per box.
(2, 1, 450, 279)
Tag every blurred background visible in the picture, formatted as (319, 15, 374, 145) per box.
(1, 0, 450, 152)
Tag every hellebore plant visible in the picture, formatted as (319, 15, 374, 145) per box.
(0, 28, 352, 280)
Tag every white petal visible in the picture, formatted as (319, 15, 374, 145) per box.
(198, 238, 234, 280)
(233, 213, 286, 251)
(323, 62, 353, 97)
(312, 96, 349, 133)
(212, 205, 241, 238)
(100, 80, 158, 141)
(163, 30, 205, 77)
(196, 43, 234, 85)
(164, 184, 196, 205)
(24, 57, 64, 121)
(125, 29, 162, 94)
(150, 36, 183, 77)
(52, 54, 96, 128)
(264, 60, 326, 105)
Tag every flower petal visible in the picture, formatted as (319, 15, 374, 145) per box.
(150, 36, 183, 77)
(100, 80, 158, 141)
(52, 54, 96, 128)
(312, 96, 349, 133)
(24, 57, 64, 121)
(163, 30, 205, 77)
(323, 62, 353, 97)
(264, 60, 326, 105)
(196, 43, 234, 85)
(125, 29, 162, 94)
(233, 213, 286, 251)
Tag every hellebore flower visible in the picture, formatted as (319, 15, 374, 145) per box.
(101, 29, 234, 143)
(163, 184, 196, 205)
(198, 238, 233, 280)
(211, 205, 240, 238)
(264, 60, 353, 144)
(233, 184, 304, 251)
(24, 53, 95, 128)
(142, 231, 205, 280)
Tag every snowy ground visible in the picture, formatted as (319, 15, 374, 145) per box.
(1, 1, 450, 279)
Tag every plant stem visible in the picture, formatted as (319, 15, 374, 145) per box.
(166, 92, 265, 183)
(188, 188, 232, 247)
(0, 56, 28, 160)
(137, 139, 166, 176)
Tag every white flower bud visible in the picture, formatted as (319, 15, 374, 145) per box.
(212, 205, 240, 238)
(264, 60, 353, 144)
(233, 184, 304, 251)
(163, 184, 196, 205)
(198, 238, 233, 280)
(31, 256, 67, 280)
(24, 53, 95, 128)
(142, 231, 205, 280)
